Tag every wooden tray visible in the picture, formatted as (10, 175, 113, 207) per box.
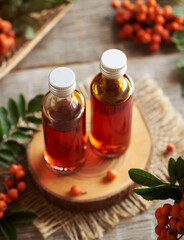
(0, 3, 72, 80)
(27, 101, 152, 212)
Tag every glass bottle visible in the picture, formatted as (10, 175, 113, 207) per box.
(42, 67, 86, 174)
(89, 49, 134, 158)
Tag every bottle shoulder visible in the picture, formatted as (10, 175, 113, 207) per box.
(91, 73, 134, 105)
(42, 90, 85, 121)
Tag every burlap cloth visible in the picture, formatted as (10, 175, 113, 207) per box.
(17, 75, 184, 239)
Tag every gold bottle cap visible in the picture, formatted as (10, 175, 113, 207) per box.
(100, 49, 127, 79)
(49, 67, 76, 98)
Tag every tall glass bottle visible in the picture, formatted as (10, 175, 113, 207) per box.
(89, 49, 134, 158)
(42, 67, 86, 174)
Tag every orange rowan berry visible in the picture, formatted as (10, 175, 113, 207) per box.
(8, 188, 19, 201)
(9, 164, 20, 174)
(152, 34, 161, 43)
(175, 17, 184, 25)
(161, 203, 172, 216)
(141, 32, 151, 44)
(149, 42, 160, 52)
(15, 169, 25, 179)
(4, 178, 14, 188)
(139, 4, 148, 13)
(166, 144, 175, 154)
(148, 6, 155, 15)
(136, 13, 147, 22)
(106, 169, 118, 181)
(153, 24, 164, 35)
(164, 5, 172, 16)
(0, 211, 4, 219)
(155, 225, 162, 235)
(122, 0, 130, 9)
(0, 20, 12, 33)
(147, 0, 157, 7)
(70, 185, 81, 196)
(161, 29, 170, 40)
(157, 216, 169, 228)
(111, 0, 121, 9)
(0, 193, 7, 202)
(0, 201, 7, 212)
(169, 218, 178, 230)
(170, 22, 181, 32)
(155, 15, 165, 25)
(145, 28, 152, 34)
(176, 220, 184, 234)
(17, 181, 27, 193)
(155, 207, 162, 219)
(135, 0, 144, 5)
(171, 203, 180, 219)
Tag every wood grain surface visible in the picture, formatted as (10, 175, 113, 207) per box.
(28, 104, 152, 211)
(0, 0, 183, 239)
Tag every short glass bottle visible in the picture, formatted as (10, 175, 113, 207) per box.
(42, 67, 86, 174)
(89, 49, 134, 158)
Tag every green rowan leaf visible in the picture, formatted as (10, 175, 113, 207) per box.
(18, 126, 39, 132)
(173, 6, 184, 18)
(2, 141, 26, 156)
(28, 94, 43, 113)
(26, 116, 42, 124)
(8, 210, 37, 224)
(179, 178, 184, 192)
(172, 30, 184, 45)
(134, 185, 182, 201)
(17, 94, 26, 118)
(129, 168, 163, 187)
(0, 107, 11, 135)
(168, 158, 177, 185)
(10, 131, 33, 141)
(0, 158, 11, 168)
(175, 157, 184, 181)
(7, 98, 19, 126)
(0, 218, 17, 240)
(0, 149, 17, 162)
(178, 56, 184, 69)
(0, 121, 3, 142)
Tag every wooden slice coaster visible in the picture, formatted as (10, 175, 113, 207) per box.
(27, 101, 152, 212)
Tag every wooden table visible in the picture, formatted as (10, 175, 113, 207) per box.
(0, 0, 184, 239)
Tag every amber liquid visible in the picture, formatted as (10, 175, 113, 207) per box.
(89, 73, 133, 158)
(42, 92, 86, 174)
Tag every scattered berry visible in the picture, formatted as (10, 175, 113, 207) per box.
(106, 169, 118, 181)
(166, 144, 175, 154)
(70, 185, 81, 196)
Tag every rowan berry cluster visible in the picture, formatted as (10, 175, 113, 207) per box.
(155, 200, 184, 240)
(0, 18, 15, 54)
(0, 164, 27, 219)
(111, 0, 184, 51)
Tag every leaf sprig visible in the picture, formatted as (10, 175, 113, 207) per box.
(129, 157, 184, 201)
(0, 93, 43, 169)
(0, 0, 73, 40)
(0, 205, 37, 240)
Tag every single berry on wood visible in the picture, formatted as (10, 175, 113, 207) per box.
(106, 169, 118, 181)
(166, 144, 175, 154)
